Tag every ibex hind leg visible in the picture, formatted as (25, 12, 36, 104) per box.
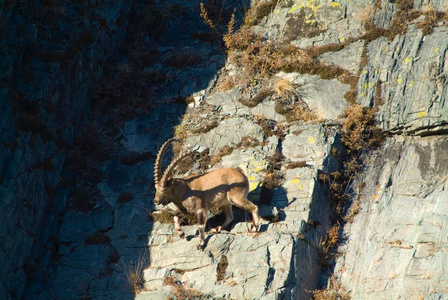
(196, 208, 208, 250)
(211, 204, 233, 233)
(228, 196, 260, 232)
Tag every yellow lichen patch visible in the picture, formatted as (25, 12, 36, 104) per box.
(288, 5, 303, 13)
(248, 159, 267, 173)
(409, 80, 415, 87)
(404, 56, 413, 63)
(329, 2, 341, 8)
(250, 181, 262, 192)
(417, 111, 427, 118)
(397, 78, 403, 83)
(307, 136, 315, 144)
(372, 188, 381, 200)
(289, 0, 323, 19)
(435, 47, 439, 52)
(289, 178, 303, 190)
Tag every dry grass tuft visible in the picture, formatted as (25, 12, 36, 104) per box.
(275, 98, 317, 123)
(239, 88, 273, 107)
(123, 253, 149, 295)
(273, 78, 300, 101)
(286, 161, 307, 169)
(341, 105, 382, 153)
(210, 145, 234, 166)
(317, 223, 341, 270)
(150, 210, 174, 224)
(310, 275, 351, 300)
(416, 6, 447, 35)
(254, 115, 277, 137)
(216, 254, 229, 282)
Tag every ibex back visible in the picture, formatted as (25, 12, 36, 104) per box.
(154, 139, 260, 250)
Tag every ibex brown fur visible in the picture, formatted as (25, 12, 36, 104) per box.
(154, 138, 260, 250)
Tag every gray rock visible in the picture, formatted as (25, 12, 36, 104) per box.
(251, 100, 286, 122)
(335, 136, 448, 299)
(359, 26, 448, 135)
(185, 117, 265, 155)
(206, 89, 250, 116)
(282, 124, 329, 164)
(276, 73, 350, 120)
(318, 40, 365, 75)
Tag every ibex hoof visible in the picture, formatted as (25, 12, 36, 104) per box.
(196, 243, 205, 251)
(210, 226, 222, 233)
(251, 224, 259, 232)
(177, 231, 185, 238)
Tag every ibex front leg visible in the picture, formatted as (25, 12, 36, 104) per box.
(173, 215, 185, 238)
(196, 208, 208, 250)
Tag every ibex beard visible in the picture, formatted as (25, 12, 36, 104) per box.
(154, 139, 260, 250)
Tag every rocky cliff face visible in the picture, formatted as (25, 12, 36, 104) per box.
(0, 1, 133, 298)
(334, 2, 448, 298)
(1, 0, 447, 299)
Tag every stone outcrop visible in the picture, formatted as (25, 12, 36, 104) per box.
(139, 94, 343, 298)
(332, 4, 448, 298)
(335, 135, 448, 299)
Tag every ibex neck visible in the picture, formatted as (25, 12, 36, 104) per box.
(170, 178, 190, 214)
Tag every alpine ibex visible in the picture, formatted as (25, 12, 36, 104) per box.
(154, 138, 260, 250)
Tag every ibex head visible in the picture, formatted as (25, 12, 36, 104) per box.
(153, 138, 193, 205)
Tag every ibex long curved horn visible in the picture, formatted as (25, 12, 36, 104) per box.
(160, 150, 196, 187)
(154, 138, 179, 185)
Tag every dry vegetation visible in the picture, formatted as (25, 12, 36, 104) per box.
(216, 254, 229, 282)
(150, 209, 198, 226)
(123, 254, 149, 295)
(310, 275, 351, 300)
(317, 223, 341, 270)
(163, 275, 205, 299)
